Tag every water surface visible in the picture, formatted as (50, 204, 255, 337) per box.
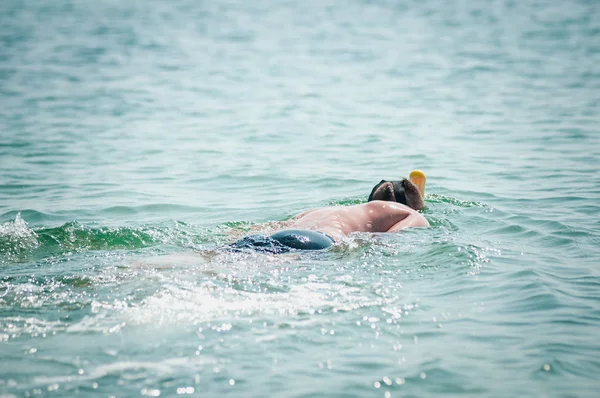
(1, 0, 600, 396)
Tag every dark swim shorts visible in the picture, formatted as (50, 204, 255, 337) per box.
(230, 229, 335, 254)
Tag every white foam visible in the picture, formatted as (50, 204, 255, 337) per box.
(0, 212, 38, 247)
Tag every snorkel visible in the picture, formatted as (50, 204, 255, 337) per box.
(409, 169, 426, 196)
(368, 170, 427, 210)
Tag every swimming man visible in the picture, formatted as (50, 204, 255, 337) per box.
(230, 171, 430, 253)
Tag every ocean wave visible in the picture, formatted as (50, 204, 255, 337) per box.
(0, 213, 216, 264)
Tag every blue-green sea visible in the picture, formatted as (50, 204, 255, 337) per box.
(1, 0, 600, 397)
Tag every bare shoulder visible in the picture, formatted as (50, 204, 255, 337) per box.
(361, 200, 416, 216)
(363, 201, 429, 230)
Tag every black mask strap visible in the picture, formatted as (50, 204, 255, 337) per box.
(391, 181, 407, 205)
(368, 180, 408, 205)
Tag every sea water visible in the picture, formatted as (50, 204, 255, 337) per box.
(1, 0, 599, 396)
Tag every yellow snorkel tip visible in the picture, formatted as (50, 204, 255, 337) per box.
(409, 170, 427, 196)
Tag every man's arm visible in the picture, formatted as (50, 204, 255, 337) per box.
(387, 211, 429, 232)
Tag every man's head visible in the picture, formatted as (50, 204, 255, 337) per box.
(368, 178, 425, 210)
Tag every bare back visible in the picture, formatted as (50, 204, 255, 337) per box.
(288, 200, 429, 241)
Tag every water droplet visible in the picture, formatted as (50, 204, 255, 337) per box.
(176, 387, 195, 394)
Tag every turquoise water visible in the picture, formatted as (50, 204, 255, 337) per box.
(1, 0, 600, 396)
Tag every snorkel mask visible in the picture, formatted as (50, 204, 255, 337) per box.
(367, 170, 427, 210)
